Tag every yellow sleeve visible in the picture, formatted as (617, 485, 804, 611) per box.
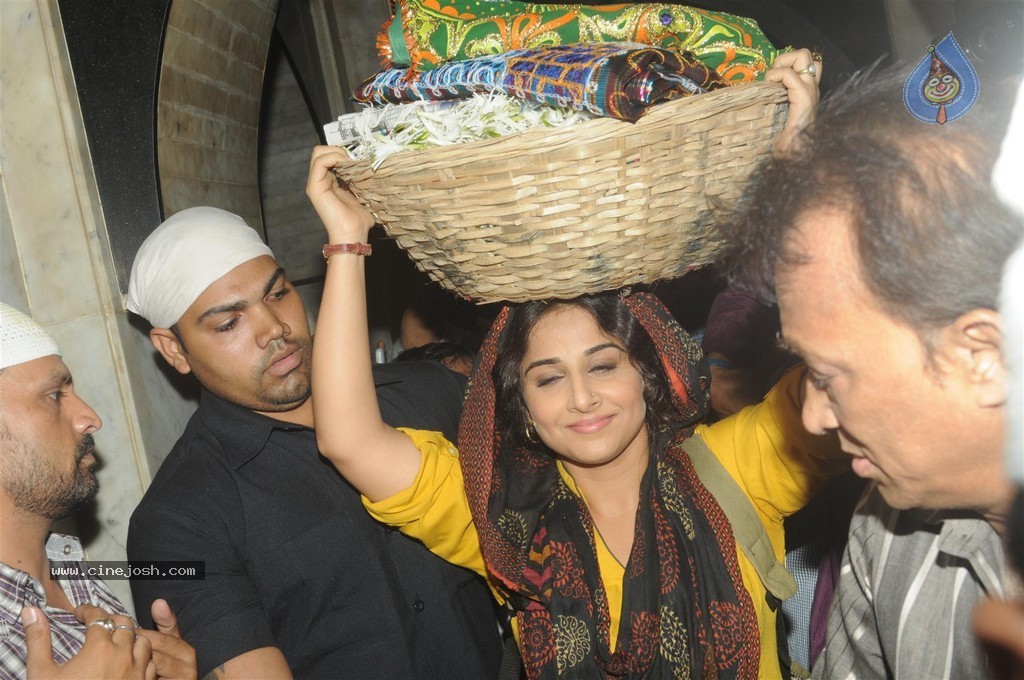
(362, 428, 488, 580)
(696, 365, 847, 526)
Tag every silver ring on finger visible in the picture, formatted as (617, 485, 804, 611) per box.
(87, 617, 115, 633)
(113, 624, 137, 639)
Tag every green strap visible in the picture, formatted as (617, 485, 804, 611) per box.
(683, 435, 797, 601)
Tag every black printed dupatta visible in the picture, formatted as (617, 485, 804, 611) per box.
(458, 291, 760, 679)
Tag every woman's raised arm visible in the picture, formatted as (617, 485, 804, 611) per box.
(306, 145, 423, 501)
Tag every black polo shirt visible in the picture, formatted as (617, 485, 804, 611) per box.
(128, 361, 501, 679)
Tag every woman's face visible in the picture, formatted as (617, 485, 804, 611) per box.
(520, 305, 649, 470)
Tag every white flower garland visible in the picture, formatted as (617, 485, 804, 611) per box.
(329, 93, 594, 169)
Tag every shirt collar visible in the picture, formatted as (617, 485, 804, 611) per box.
(197, 389, 309, 469)
(939, 515, 1007, 594)
(911, 506, 1006, 592)
(0, 534, 91, 616)
(910, 506, 998, 554)
(195, 368, 413, 469)
(934, 512, 1002, 560)
(45, 533, 85, 561)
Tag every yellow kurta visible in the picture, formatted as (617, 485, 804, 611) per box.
(364, 366, 843, 679)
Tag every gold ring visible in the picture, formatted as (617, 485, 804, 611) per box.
(796, 64, 817, 77)
(87, 618, 115, 633)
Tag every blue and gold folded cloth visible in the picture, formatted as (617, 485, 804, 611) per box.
(354, 42, 726, 122)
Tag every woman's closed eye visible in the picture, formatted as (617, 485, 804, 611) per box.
(535, 372, 564, 388)
(587, 346, 625, 374)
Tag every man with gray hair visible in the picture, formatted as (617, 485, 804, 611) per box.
(0, 302, 196, 680)
(727, 65, 1021, 679)
(125, 207, 501, 679)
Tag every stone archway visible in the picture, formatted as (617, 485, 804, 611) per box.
(156, 0, 279, 235)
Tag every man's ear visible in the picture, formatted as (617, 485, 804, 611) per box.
(150, 328, 192, 376)
(941, 308, 1006, 408)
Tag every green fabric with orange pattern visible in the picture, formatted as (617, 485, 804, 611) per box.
(377, 0, 779, 83)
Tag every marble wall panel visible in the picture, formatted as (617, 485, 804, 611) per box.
(0, 2, 100, 325)
(0, 191, 30, 310)
(0, 0, 169, 616)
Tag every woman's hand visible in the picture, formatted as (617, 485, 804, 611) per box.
(305, 145, 376, 243)
(767, 48, 823, 155)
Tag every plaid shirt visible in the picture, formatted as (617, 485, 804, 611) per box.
(0, 534, 132, 680)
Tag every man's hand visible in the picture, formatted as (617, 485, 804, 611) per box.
(974, 597, 1024, 679)
(23, 605, 154, 680)
(305, 145, 376, 244)
(134, 599, 198, 680)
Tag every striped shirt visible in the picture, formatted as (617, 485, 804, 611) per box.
(811, 485, 1004, 680)
(0, 534, 132, 680)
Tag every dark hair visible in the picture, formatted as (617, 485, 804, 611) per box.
(394, 341, 473, 366)
(726, 64, 1021, 344)
(400, 287, 488, 353)
(492, 291, 682, 452)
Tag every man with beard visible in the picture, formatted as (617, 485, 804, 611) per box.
(125, 207, 501, 679)
(0, 302, 197, 679)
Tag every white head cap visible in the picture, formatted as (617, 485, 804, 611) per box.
(128, 207, 274, 329)
(0, 302, 61, 370)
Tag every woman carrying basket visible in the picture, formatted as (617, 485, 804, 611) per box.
(308, 51, 839, 680)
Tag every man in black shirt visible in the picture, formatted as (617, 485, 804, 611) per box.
(125, 207, 501, 679)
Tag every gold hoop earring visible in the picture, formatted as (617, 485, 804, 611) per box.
(524, 420, 539, 444)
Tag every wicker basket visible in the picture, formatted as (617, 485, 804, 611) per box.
(334, 81, 788, 303)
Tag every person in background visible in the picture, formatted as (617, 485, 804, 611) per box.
(726, 63, 1021, 679)
(396, 286, 489, 356)
(973, 241, 1024, 678)
(0, 302, 196, 680)
(395, 340, 475, 377)
(699, 287, 863, 678)
(124, 208, 501, 679)
(973, 78, 1024, 680)
(399, 305, 443, 352)
(700, 288, 788, 421)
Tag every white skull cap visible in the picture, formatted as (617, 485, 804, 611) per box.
(127, 207, 274, 328)
(0, 302, 61, 370)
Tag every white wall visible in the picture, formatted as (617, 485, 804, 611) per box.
(1, 0, 193, 614)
